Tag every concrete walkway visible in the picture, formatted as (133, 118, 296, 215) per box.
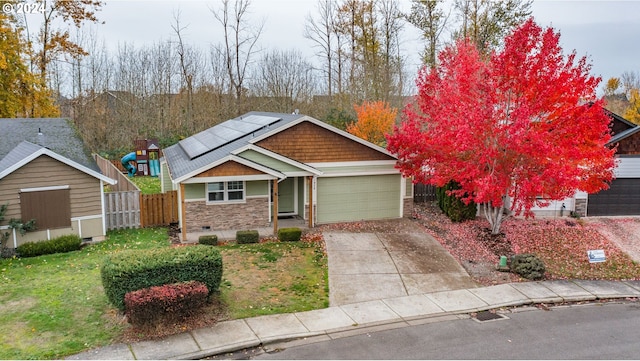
(67, 280, 640, 360)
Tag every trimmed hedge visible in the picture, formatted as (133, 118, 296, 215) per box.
(278, 227, 302, 242)
(16, 234, 82, 258)
(101, 245, 223, 310)
(198, 235, 218, 246)
(436, 181, 477, 222)
(236, 230, 259, 244)
(124, 281, 209, 326)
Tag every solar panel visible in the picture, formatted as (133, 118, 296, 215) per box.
(179, 115, 281, 160)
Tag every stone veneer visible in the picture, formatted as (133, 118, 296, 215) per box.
(185, 197, 270, 231)
(403, 198, 414, 218)
(574, 198, 587, 217)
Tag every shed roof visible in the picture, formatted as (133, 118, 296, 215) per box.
(0, 118, 99, 172)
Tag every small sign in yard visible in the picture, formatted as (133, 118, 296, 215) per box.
(587, 249, 606, 263)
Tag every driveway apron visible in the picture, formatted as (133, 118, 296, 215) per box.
(324, 231, 478, 306)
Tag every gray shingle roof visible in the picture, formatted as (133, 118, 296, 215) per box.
(0, 118, 99, 172)
(164, 112, 305, 181)
(0, 141, 43, 175)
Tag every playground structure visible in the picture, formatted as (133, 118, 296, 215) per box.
(120, 139, 160, 177)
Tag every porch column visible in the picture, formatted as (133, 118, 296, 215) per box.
(273, 179, 278, 235)
(308, 176, 313, 228)
(180, 183, 187, 241)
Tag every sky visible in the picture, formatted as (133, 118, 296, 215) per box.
(22, 0, 640, 93)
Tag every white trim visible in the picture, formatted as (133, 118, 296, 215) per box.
(185, 198, 207, 202)
(399, 176, 404, 218)
(268, 179, 272, 222)
(246, 195, 269, 199)
(318, 170, 401, 177)
(173, 154, 285, 183)
(308, 160, 398, 167)
(47, 229, 51, 240)
(20, 185, 70, 193)
(77, 219, 82, 238)
(283, 171, 316, 177)
(100, 180, 106, 235)
(12, 228, 17, 248)
(71, 214, 102, 221)
(0, 146, 116, 184)
(233, 144, 323, 175)
(206, 180, 246, 205)
(0, 225, 9, 230)
(248, 115, 397, 159)
(294, 176, 299, 215)
(183, 174, 278, 183)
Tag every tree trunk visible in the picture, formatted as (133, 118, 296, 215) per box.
(482, 202, 506, 235)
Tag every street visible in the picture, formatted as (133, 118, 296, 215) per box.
(248, 301, 640, 359)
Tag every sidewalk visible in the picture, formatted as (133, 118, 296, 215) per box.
(67, 279, 640, 360)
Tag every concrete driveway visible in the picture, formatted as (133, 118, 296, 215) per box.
(324, 230, 478, 306)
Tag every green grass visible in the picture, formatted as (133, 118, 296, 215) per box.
(0, 228, 328, 359)
(129, 176, 161, 194)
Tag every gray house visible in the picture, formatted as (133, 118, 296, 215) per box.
(162, 111, 414, 240)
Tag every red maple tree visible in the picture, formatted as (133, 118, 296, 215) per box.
(387, 18, 616, 234)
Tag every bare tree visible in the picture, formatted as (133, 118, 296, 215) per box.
(406, 0, 449, 67)
(211, 0, 263, 114)
(304, 0, 336, 98)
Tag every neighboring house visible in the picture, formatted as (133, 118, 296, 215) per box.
(0, 118, 116, 249)
(529, 109, 640, 217)
(162, 111, 413, 240)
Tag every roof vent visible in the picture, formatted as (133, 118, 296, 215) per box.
(37, 127, 46, 147)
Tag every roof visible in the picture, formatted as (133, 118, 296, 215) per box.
(605, 110, 640, 145)
(164, 111, 395, 183)
(0, 141, 116, 184)
(0, 118, 100, 172)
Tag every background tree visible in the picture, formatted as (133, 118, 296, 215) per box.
(211, 0, 263, 114)
(453, 0, 531, 55)
(602, 77, 630, 116)
(624, 89, 640, 124)
(0, 12, 58, 117)
(388, 19, 615, 235)
(406, 0, 449, 67)
(31, 0, 103, 83)
(347, 100, 396, 146)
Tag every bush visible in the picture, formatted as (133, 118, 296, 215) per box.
(16, 234, 82, 258)
(124, 281, 209, 326)
(436, 181, 477, 222)
(198, 235, 218, 246)
(101, 245, 223, 310)
(236, 230, 259, 244)
(278, 227, 302, 242)
(510, 253, 546, 280)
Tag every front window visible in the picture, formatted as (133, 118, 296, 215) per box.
(207, 181, 244, 203)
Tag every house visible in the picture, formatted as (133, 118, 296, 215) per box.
(0, 118, 116, 249)
(529, 109, 640, 217)
(162, 111, 413, 240)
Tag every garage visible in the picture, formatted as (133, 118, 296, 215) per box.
(316, 174, 401, 223)
(587, 178, 640, 216)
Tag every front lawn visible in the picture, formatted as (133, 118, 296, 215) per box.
(414, 202, 640, 284)
(0, 228, 327, 359)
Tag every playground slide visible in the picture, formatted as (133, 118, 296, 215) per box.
(121, 152, 137, 177)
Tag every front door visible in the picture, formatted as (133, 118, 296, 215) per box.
(278, 177, 296, 215)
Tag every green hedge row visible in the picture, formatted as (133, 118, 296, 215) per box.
(198, 235, 218, 246)
(278, 227, 302, 242)
(100, 245, 223, 310)
(236, 230, 259, 244)
(436, 181, 477, 222)
(16, 234, 82, 258)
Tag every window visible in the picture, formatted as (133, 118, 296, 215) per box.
(20, 187, 71, 229)
(207, 181, 245, 203)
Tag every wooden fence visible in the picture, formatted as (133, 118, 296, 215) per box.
(414, 183, 437, 203)
(104, 191, 141, 230)
(94, 154, 139, 192)
(140, 191, 179, 227)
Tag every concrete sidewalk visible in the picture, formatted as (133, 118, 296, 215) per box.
(67, 279, 640, 360)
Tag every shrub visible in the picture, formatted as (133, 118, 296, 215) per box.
(278, 227, 302, 242)
(198, 235, 218, 246)
(16, 234, 82, 258)
(236, 230, 259, 244)
(124, 281, 209, 326)
(101, 245, 223, 310)
(436, 181, 477, 222)
(510, 253, 546, 280)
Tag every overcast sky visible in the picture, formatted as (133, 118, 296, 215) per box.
(24, 0, 640, 93)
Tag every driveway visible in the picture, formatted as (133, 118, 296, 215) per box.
(324, 224, 478, 306)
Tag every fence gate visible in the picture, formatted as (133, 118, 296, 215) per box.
(104, 191, 141, 230)
(414, 183, 437, 203)
(140, 191, 179, 227)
